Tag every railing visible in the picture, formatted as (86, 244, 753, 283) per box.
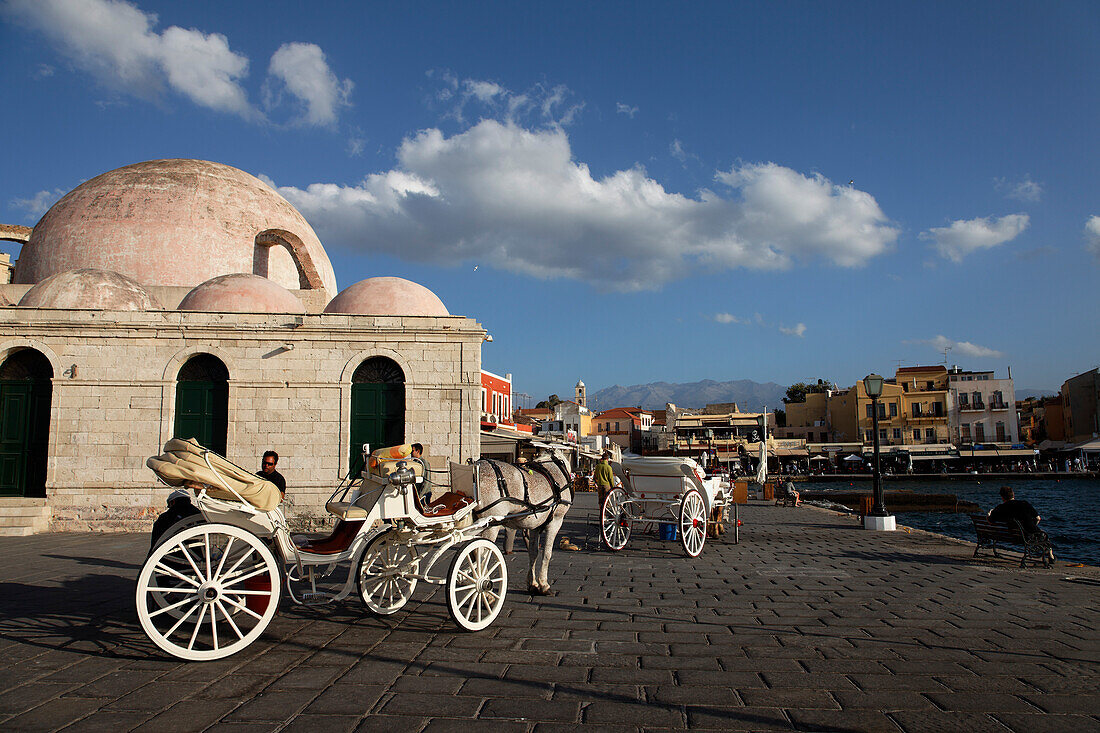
(989, 401, 1009, 410)
(960, 402, 985, 411)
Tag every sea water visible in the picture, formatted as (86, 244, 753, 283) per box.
(799, 477, 1100, 566)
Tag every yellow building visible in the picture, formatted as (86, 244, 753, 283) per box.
(855, 366, 951, 446)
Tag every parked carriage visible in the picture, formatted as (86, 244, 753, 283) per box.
(137, 439, 519, 661)
(600, 456, 727, 557)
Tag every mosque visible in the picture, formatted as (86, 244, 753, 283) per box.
(0, 159, 485, 534)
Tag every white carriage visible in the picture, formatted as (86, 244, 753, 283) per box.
(137, 439, 509, 661)
(600, 455, 727, 557)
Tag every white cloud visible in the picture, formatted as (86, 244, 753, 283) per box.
(670, 139, 687, 163)
(10, 188, 66, 217)
(714, 312, 747, 324)
(616, 102, 638, 118)
(915, 335, 1004, 359)
(431, 74, 583, 128)
(269, 121, 899, 291)
(780, 323, 807, 338)
(921, 214, 1029, 262)
(995, 175, 1043, 202)
(1086, 216, 1100, 261)
(4, 0, 255, 118)
(33, 63, 55, 78)
(266, 42, 352, 127)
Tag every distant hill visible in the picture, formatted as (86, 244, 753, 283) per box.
(590, 379, 788, 413)
(1016, 388, 1057, 401)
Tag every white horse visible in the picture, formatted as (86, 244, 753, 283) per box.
(474, 452, 572, 595)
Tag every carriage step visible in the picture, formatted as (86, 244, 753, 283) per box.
(300, 593, 335, 605)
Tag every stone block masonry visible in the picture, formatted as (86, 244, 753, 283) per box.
(0, 309, 484, 531)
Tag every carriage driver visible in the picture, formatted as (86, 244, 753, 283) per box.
(594, 451, 615, 508)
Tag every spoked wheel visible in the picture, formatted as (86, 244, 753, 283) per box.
(446, 538, 508, 632)
(679, 489, 707, 557)
(357, 531, 420, 615)
(136, 523, 281, 661)
(601, 487, 632, 551)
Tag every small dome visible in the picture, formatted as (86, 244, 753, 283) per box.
(576, 380, 585, 387)
(18, 269, 161, 310)
(324, 277, 449, 316)
(178, 273, 305, 313)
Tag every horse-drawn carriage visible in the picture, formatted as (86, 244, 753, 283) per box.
(138, 439, 570, 661)
(600, 455, 727, 557)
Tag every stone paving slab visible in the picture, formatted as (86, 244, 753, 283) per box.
(0, 496, 1098, 731)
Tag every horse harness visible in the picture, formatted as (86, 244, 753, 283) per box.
(475, 457, 572, 527)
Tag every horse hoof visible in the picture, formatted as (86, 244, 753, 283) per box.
(527, 586, 555, 596)
(504, 550, 514, 555)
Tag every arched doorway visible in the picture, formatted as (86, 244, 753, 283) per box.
(174, 354, 229, 455)
(0, 349, 53, 497)
(350, 357, 405, 475)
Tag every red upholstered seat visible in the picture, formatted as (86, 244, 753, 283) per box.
(418, 491, 474, 518)
(299, 520, 365, 555)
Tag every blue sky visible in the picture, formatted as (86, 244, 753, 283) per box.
(2, 0, 1098, 403)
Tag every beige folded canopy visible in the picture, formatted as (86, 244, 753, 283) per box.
(146, 438, 282, 511)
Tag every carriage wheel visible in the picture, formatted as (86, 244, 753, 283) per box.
(679, 489, 707, 557)
(357, 531, 420, 615)
(601, 487, 632, 551)
(136, 523, 280, 661)
(147, 514, 208, 619)
(446, 539, 508, 632)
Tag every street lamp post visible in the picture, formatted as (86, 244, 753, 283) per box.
(863, 373, 896, 531)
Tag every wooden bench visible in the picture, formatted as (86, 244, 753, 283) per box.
(969, 514, 1052, 568)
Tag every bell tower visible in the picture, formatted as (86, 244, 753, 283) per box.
(575, 379, 586, 408)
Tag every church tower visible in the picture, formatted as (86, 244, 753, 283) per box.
(575, 379, 586, 408)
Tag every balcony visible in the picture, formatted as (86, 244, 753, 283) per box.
(959, 402, 985, 411)
(989, 401, 1009, 411)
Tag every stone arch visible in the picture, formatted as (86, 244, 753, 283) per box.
(161, 345, 238, 381)
(340, 348, 415, 386)
(0, 339, 63, 377)
(347, 355, 406, 473)
(0, 224, 32, 245)
(254, 229, 327, 293)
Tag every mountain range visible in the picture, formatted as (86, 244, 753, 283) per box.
(590, 379, 787, 413)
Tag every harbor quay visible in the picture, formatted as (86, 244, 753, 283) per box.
(1, 495, 1097, 732)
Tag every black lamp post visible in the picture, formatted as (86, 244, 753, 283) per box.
(863, 373, 887, 517)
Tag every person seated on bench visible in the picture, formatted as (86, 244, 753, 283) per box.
(777, 476, 801, 506)
(989, 485, 1054, 562)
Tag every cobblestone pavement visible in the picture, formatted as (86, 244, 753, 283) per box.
(1, 496, 1098, 732)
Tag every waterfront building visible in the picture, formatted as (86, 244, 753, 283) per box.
(0, 159, 484, 534)
(1061, 367, 1099, 444)
(945, 366, 1019, 445)
(593, 406, 655, 452)
(671, 406, 769, 465)
(480, 369, 513, 425)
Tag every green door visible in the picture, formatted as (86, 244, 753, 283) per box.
(0, 350, 53, 497)
(174, 355, 229, 455)
(349, 357, 405, 475)
(174, 381, 228, 455)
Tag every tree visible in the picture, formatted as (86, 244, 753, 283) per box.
(775, 408, 786, 427)
(783, 379, 835, 404)
(534, 394, 562, 410)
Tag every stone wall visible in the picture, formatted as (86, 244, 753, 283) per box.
(0, 309, 483, 531)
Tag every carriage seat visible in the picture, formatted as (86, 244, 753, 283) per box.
(416, 491, 475, 518)
(326, 500, 369, 520)
(297, 520, 365, 555)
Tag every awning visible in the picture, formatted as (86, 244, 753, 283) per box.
(772, 448, 808, 457)
(957, 448, 1038, 458)
(910, 454, 954, 461)
(1070, 439, 1100, 454)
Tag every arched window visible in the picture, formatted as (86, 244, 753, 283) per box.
(0, 349, 53, 497)
(174, 354, 229, 455)
(349, 357, 405, 475)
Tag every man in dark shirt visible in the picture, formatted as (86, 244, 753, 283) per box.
(989, 485, 1041, 534)
(258, 450, 287, 496)
(989, 485, 1054, 562)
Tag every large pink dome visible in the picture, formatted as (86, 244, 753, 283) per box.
(18, 269, 161, 310)
(178, 274, 305, 313)
(15, 159, 337, 296)
(323, 277, 449, 316)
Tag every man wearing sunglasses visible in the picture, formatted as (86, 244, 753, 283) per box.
(257, 450, 287, 497)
